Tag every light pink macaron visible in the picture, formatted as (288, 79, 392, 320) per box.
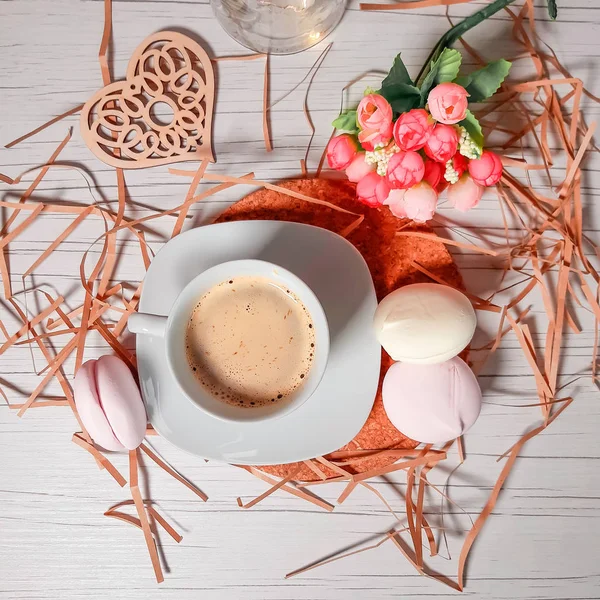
(382, 356, 482, 444)
(73, 355, 147, 451)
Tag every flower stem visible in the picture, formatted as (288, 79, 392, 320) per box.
(415, 0, 516, 88)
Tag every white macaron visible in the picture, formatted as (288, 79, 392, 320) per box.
(373, 283, 476, 364)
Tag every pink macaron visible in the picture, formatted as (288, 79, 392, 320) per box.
(382, 356, 482, 444)
(73, 355, 147, 451)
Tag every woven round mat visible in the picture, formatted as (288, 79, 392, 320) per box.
(216, 178, 463, 481)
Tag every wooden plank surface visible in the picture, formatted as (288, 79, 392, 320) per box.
(1, 1, 600, 598)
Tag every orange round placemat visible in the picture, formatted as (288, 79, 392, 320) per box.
(216, 178, 464, 481)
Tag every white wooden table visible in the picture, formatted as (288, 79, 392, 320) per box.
(1, 1, 600, 598)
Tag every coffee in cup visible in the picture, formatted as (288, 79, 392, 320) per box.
(128, 259, 329, 423)
(185, 275, 315, 408)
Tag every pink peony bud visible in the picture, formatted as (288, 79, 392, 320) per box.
(384, 183, 437, 222)
(383, 189, 407, 219)
(423, 159, 443, 189)
(393, 109, 434, 152)
(386, 151, 425, 189)
(427, 83, 469, 125)
(402, 182, 438, 223)
(327, 134, 358, 170)
(358, 128, 392, 151)
(467, 150, 503, 186)
(424, 124, 459, 163)
(452, 152, 468, 178)
(448, 174, 484, 212)
(357, 94, 393, 140)
(345, 153, 376, 183)
(356, 172, 391, 207)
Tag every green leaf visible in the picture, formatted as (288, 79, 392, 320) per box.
(461, 59, 512, 102)
(459, 109, 484, 149)
(419, 48, 463, 103)
(390, 93, 422, 114)
(381, 53, 413, 89)
(332, 110, 358, 133)
(379, 54, 420, 114)
(453, 74, 472, 88)
(415, 0, 517, 87)
(379, 83, 422, 115)
(419, 70, 437, 105)
(547, 0, 557, 20)
(434, 48, 463, 84)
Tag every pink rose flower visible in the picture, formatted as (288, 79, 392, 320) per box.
(356, 172, 391, 207)
(327, 134, 358, 170)
(385, 184, 437, 222)
(424, 124, 459, 163)
(383, 189, 407, 219)
(448, 174, 484, 212)
(451, 152, 468, 178)
(427, 83, 469, 125)
(357, 94, 393, 139)
(386, 151, 425, 189)
(423, 159, 443, 189)
(358, 128, 392, 151)
(402, 182, 438, 223)
(345, 153, 375, 183)
(393, 109, 434, 152)
(468, 150, 503, 186)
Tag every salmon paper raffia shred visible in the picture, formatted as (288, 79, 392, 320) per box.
(0, 0, 598, 591)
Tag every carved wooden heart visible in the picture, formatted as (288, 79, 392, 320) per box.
(80, 31, 215, 169)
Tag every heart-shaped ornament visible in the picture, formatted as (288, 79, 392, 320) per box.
(81, 31, 215, 169)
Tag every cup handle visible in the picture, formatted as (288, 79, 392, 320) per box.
(128, 313, 168, 337)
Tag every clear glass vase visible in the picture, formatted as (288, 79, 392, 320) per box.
(211, 0, 346, 55)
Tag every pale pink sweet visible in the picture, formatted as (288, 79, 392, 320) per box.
(423, 159, 442, 189)
(402, 182, 438, 223)
(95, 355, 147, 450)
(382, 356, 482, 444)
(424, 124, 459, 163)
(393, 109, 434, 152)
(326, 134, 358, 170)
(357, 94, 393, 137)
(448, 173, 484, 212)
(356, 172, 390, 207)
(468, 150, 503, 186)
(383, 189, 407, 218)
(74, 360, 124, 451)
(345, 153, 375, 183)
(427, 82, 469, 125)
(386, 151, 425, 189)
(73, 355, 147, 451)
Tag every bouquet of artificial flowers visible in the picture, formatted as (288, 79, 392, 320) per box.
(327, 47, 511, 223)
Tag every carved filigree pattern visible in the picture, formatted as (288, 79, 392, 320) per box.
(81, 31, 215, 169)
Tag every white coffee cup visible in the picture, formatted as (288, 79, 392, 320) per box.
(128, 259, 330, 423)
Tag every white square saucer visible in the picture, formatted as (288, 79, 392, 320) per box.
(137, 220, 381, 465)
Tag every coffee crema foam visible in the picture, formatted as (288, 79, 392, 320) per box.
(185, 276, 315, 407)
